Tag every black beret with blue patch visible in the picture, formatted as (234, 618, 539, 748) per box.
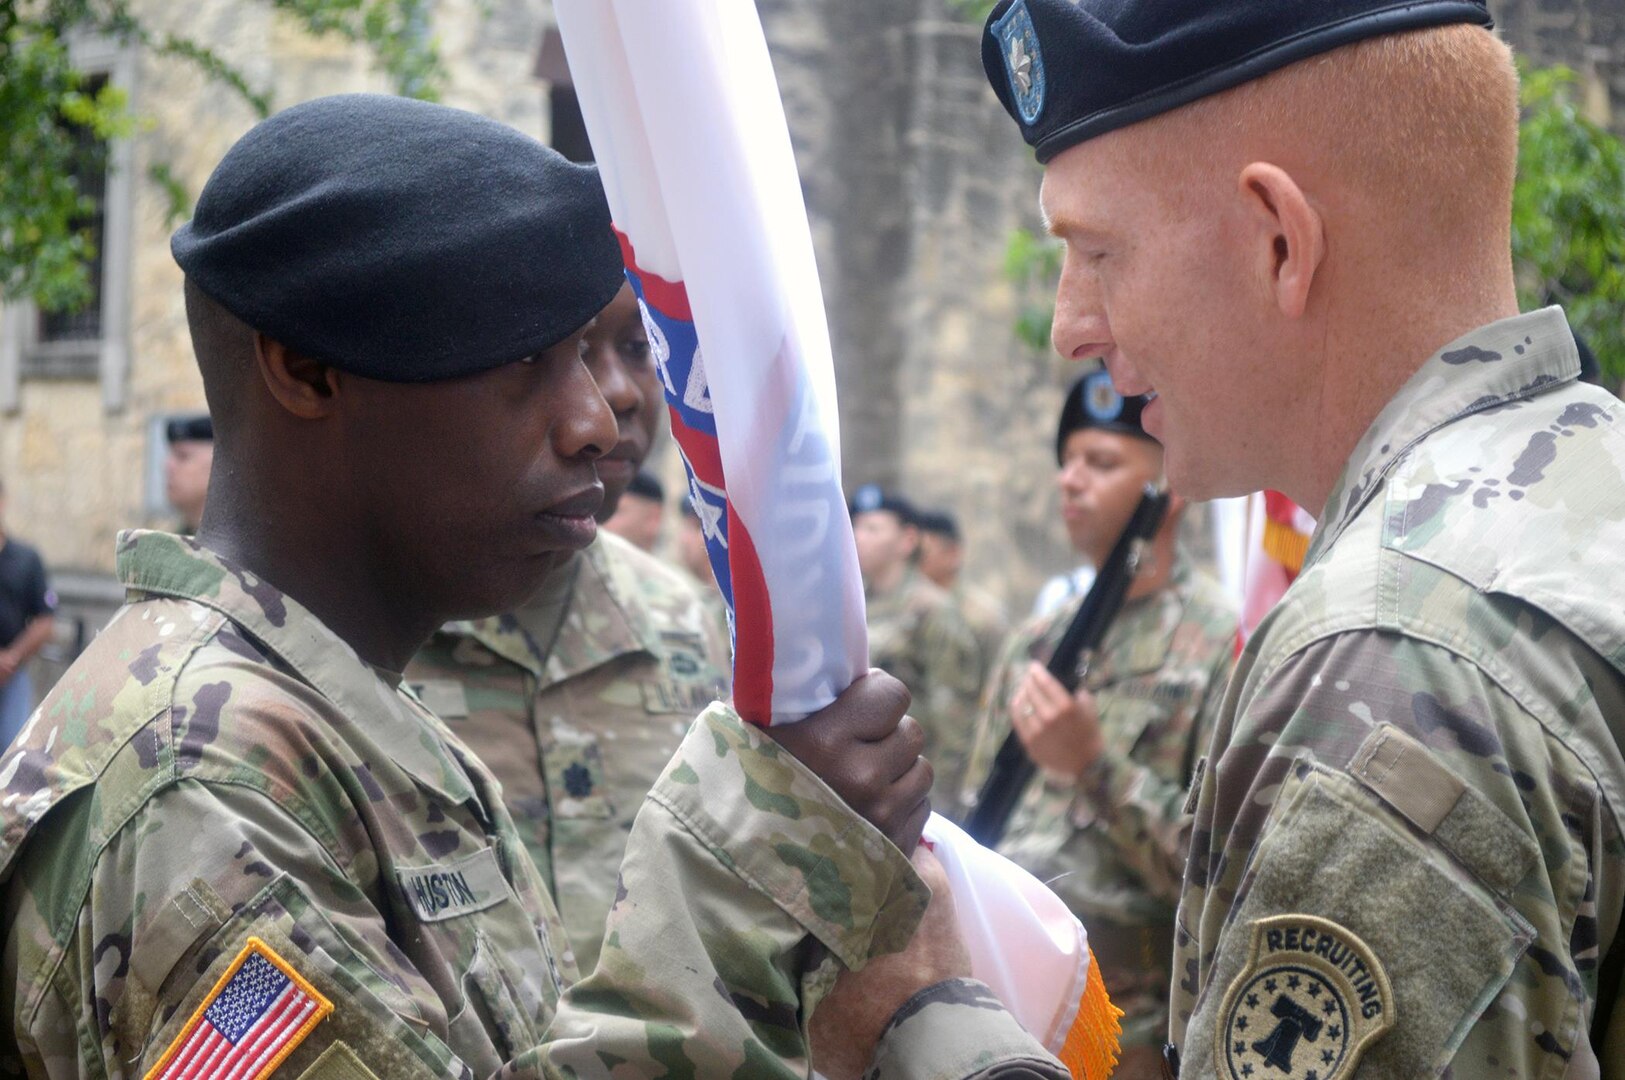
(983, 0, 1493, 163)
(1057, 367, 1154, 460)
(172, 94, 625, 382)
(848, 484, 920, 526)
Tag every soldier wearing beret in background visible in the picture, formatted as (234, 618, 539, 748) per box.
(851, 484, 986, 805)
(0, 94, 1069, 1079)
(915, 509, 1010, 690)
(162, 413, 214, 534)
(985, 0, 1625, 1076)
(404, 282, 732, 975)
(960, 369, 1237, 1079)
(0, 476, 54, 753)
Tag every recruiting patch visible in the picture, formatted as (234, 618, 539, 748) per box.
(397, 845, 512, 923)
(993, 0, 1047, 124)
(144, 937, 332, 1080)
(1215, 916, 1393, 1080)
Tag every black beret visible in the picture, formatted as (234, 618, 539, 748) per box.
(848, 484, 919, 526)
(626, 470, 665, 503)
(165, 413, 214, 444)
(1057, 368, 1155, 461)
(172, 94, 625, 382)
(984, 0, 1493, 163)
(915, 509, 962, 542)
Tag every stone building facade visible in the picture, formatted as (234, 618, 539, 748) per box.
(0, 0, 1618, 686)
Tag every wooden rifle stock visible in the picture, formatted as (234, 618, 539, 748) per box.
(963, 484, 1170, 847)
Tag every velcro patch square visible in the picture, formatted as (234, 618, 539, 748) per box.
(144, 936, 332, 1080)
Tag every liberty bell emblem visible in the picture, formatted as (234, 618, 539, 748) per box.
(1251, 994, 1322, 1072)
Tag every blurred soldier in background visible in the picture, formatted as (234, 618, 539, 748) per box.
(406, 283, 730, 972)
(601, 468, 664, 552)
(163, 413, 214, 533)
(851, 484, 983, 801)
(961, 371, 1237, 1078)
(0, 477, 54, 751)
(916, 508, 1009, 685)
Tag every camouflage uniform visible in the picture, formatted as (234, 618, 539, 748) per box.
(1174, 308, 1625, 1079)
(962, 554, 1237, 1058)
(867, 567, 984, 801)
(0, 531, 1066, 1078)
(949, 582, 1011, 689)
(405, 530, 731, 973)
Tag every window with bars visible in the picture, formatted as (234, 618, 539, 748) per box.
(2, 39, 135, 413)
(32, 74, 110, 360)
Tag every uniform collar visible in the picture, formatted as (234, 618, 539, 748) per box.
(450, 533, 658, 687)
(1306, 307, 1579, 569)
(116, 531, 476, 804)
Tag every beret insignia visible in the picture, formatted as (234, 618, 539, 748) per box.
(1084, 370, 1124, 423)
(1215, 916, 1394, 1080)
(993, 0, 1046, 125)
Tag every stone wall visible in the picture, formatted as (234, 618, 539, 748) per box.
(1496, 0, 1623, 131)
(758, 2, 1074, 610)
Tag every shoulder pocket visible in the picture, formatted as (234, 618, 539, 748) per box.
(137, 874, 458, 1080)
(1183, 746, 1535, 1080)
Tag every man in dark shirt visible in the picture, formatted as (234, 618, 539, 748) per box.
(0, 477, 54, 749)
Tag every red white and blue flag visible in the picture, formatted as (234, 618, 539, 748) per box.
(554, 3, 1118, 1074)
(557, 0, 865, 726)
(145, 938, 332, 1080)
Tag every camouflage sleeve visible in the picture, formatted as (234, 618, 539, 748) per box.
(1178, 629, 1624, 1079)
(14, 780, 459, 1080)
(533, 704, 1058, 1078)
(1077, 644, 1229, 905)
(916, 605, 994, 804)
(868, 979, 1070, 1079)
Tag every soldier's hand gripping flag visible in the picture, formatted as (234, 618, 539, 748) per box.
(553, 3, 1120, 1076)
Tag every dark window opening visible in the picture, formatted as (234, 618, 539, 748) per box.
(39, 74, 110, 345)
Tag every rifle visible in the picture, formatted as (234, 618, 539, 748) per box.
(963, 484, 1170, 847)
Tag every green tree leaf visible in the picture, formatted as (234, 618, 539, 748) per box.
(0, 0, 444, 312)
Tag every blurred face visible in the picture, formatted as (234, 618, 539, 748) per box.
(584, 284, 664, 517)
(917, 532, 962, 589)
(676, 513, 714, 583)
(1041, 129, 1298, 498)
(1057, 428, 1163, 565)
(852, 510, 915, 583)
(164, 440, 214, 528)
(337, 323, 615, 621)
(603, 493, 664, 553)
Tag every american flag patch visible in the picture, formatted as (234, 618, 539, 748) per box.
(144, 937, 333, 1080)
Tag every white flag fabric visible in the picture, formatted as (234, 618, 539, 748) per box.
(553, 3, 1118, 1074)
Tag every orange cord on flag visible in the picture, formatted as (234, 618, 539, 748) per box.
(1260, 514, 1310, 575)
(1056, 947, 1124, 1080)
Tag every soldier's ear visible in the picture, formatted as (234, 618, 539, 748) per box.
(1236, 162, 1325, 321)
(254, 333, 341, 420)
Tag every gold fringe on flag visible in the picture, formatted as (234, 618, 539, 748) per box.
(1262, 515, 1311, 575)
(1056, 946, 1124, 1080)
